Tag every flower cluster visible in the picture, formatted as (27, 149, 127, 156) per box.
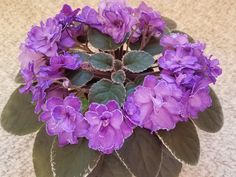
(18, 1, 221, 154)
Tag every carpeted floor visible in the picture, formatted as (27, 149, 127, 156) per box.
(0, 0, 236, 176)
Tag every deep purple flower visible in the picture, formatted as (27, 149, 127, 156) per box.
(131, 2, 165, 43)
(124, 75, 184, 131)
(84, 100, 133, 154)
(26, 18, 62, 57)
(50, 53, 82, 70)
(19, 44, 45, 72)
(160, 33, 189, 49)
(40, 95, 88, 146)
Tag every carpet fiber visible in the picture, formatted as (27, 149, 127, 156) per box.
(0, 0, 236, 176)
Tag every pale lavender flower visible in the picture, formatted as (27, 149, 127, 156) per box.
(19, 44, 45, 73)
(160, 33, 189, 49)
(124, 75, 184, 131)
(26, 18, 62, 57)
(40, 95, 88, 146)
(85, 100, 133, 154)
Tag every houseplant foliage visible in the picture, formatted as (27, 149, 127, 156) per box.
(1, 0, 224, 177)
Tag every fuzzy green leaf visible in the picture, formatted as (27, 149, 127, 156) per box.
(157, 147, 182, 177)
(130, 38, 163, 56)
(122, 51, 154, 73)
(70, 70, 94, 86)
(193, 88, 224, 133)
(125, 82, 136, 96)
(89, 79, 126, 105)
(51, 139, 101, 177)
(162, 16, 177, 30)
(114, 59, 123, 71)
(88, 29, 123, 50)
(1, 88, 42, 135)
(15, 71, 24, 83)
(111, 70, 126, 84)
(33, 127, 54, 177)
(117, 128, 162, 177)
(88, 154, 132, 177)
(157, 121, 200, 165)
(89, 53, 114, 71)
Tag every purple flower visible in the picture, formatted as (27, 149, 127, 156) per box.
(181, 79, 212, 118)
(77, 0, 135, 43)
(55, 4, 80, 25)
(131, 2, 165, 43)
(19, 63, 35, 93)
(26, 18, 62, 57)
(84, 100, 133, 154)
(77, 6, 103, 30)
(50, 53, 82, 70)
(19, 44, 45, 72)
(158, 41, 222, 88)
(160, 33, 189, 49)
(40, 95, 88, 146)
(124, 75, 184, 131)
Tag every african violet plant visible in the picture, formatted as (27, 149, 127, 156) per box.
(1, 0, 224, 177)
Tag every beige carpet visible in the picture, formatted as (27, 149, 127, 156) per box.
(0, 0, 236, 176)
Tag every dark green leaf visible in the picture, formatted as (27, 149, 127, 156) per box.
(1, 88, 42, 135)
(157, 121, 200, 165)
(114, 59, 123, 71)
(33, 127, 54, 177)
(89, 79, 126, 105)
(193, 88, 224, 133)
(51, 139, 101, 177)
(81, 97, 89, 113)
(117, 128, 162, 177)
(89, 53, 114, 71)
(162, 16, 177, 30)
(70, 70, 94, 86)
(111, 70, 126, 84)
(130, 38, 163, 56)
(171, 30, 195, 42)
(15, 71, 24, 83)
(88, 154, 133, 177)
(88, 29, 123, 50)
(157, 147, 182, 177)
(122, 51, 154, 73)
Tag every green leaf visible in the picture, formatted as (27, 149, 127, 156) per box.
(157, 147, 182, 177)
(33, 127, 54, 177)
(125, 82, 137, 96)
(1, 88, 42, 135)
(130, 38, 163, 56)
(111, 70, 126, 84)
(15, 71, 24, 83)
(193, 88, 224, 133)
(70, 70, 94, 86)
(81, 96, 89, 113)
(69, 51, 90, 62)
(117, 128, 162, 177)
(51, 138, 101, 177)
(162, 16, 177, 30)
(114, 59, 123, 71)
(88, 29, 123, 50)
(89, 53, 114, 71)
(122, 51, 154, 73)
(157, 121, 200, 165)
(88, 154, 133, 177)
(171, 30, 195, 42)
(89, 79, 126, 105)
